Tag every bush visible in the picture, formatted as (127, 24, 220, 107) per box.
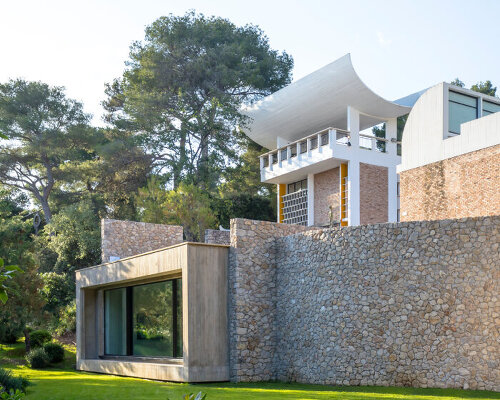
(25, 348, 49, 369)
(29, 330, 51, 348)
(54, 300, 76, 336)
(0, 368, 30, 393)
(43, 342, 64, 363)
(0, 389, 25, 400)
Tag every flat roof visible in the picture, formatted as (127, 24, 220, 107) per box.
(242, 54, 414, 149)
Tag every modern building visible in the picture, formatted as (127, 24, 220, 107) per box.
(399, 82, 500, 221)
(242, 54, 420, 227)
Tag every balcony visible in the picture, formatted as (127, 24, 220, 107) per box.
(260, 127, 399, 183)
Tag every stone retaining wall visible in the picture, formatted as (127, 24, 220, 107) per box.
(205, 229, 230, 245)
(228, 219, 311, 382)
(229, 216, 499, 391)
(101, 219, 183, 263)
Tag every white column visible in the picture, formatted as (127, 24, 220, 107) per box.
(386, 118, 397, 155)
(347, 160, 360, 226)
(387, 166, 398, 223)
(307, 173, 314, 226)
(347, 106, 360, 148)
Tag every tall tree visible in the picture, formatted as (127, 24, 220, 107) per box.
(104, 11, 293, 189)
(0, 80, 95, 222)
(451, 77, 497, 97)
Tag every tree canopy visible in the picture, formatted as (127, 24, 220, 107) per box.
(104, 11, 293, 189)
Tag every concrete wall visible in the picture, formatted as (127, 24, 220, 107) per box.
(76, 242, 229, 382)
(360, 163, 388, 225)
(314, 167, 340, 226)
(101, 219, 183, 263)
(228, 219, 311, 382)
(400, 144, 500, 222)
(229, 216, 499, 391)
(205, 229, 230, 245)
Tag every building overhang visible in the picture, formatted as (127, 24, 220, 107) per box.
(242, 54, 414, 150)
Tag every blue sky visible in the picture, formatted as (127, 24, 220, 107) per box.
(1, 0, 499, 125)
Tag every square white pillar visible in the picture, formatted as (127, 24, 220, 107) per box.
(307, 173, 314, 226)
(347, 106, 360, 148)
(386, 118, 397, 155)
(388, 166, 398, 223)
(347, 160, 360, 226)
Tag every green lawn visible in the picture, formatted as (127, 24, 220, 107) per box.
(1, 341, 499, 400)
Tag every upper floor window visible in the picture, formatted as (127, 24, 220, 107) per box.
(449, 91, 478, 135)
(483, 100, 500, 116)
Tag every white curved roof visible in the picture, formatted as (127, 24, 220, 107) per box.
(242, 54, 413, 149)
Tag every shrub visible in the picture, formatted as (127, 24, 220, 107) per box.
(25, 348, 49, 369)
(54, 300, 76, 336)
(29, 330, 51, 348)
(0, 368, 30, 393)
(43, 342, 64, 363)
(0, 389, 25, 400)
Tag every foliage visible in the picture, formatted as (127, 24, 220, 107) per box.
(212, 194, 275, 228)
(54, 300, 76, 336)
(137, 180, 217, 241)
(43, 342, 64, 363)
(176, 393, 206, 400)
(25, 347, 49, 369)
(105, 11, 293, 189)
(0, 79, 96, 223)
(0, 259, 20, 305)
(0, 368, 30, 393)
(470, 80, 497, 97)
(39, 273, 74, 315)
(0, 389, 25, 400)
(450, 77, 497, 97)
(37, 200, 101, 274)
(29, 330, 51, 349)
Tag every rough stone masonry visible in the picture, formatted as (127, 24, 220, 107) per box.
(228, 216, 499, 391)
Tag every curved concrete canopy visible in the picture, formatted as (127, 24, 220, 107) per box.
(242, 54, 413, 149)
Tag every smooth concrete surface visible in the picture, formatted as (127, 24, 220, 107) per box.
(76, 242, 229, 382)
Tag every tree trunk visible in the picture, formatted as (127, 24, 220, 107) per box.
(174, 128, 187, 189)
(40, 197, 52, 223)
(24, 328, 31, 353)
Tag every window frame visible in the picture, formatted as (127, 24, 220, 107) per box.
(103, 278, 182, 359)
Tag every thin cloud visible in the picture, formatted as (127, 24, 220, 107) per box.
(377, 31, 392, 47)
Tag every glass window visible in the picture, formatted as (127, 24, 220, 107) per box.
(449, 91, 478, 134)
(483, 100, 500, 116)
(104, 288, 127, 356)
(104, 278, 182, 358)
(287, 179, 307, 194)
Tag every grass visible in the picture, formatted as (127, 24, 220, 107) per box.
(1, 341, 499, 400)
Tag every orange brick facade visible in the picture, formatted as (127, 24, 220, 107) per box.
(314, 167, 340, 226)
(360, 163, 388, 225)
(400, 144, 500, 222)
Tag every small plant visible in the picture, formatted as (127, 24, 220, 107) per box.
(55, 300, 76, 336)
(43, 342, 65, 363)
(0, 368, 30, 393)
(25, 348, 49, 369)
(0, 389, 25, 400)
(167, 392, 206, 400)
(29, 330, 51, 349)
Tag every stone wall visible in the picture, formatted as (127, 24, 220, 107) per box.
(314, 167, 340, 226)
(360, 162, 388, 224)
(228, 219, 311, 382)
(400, 144, 500, 222)
(101, 219, 183, 263)
(205, 229, 230, 245)
(229, 216, 499, 391)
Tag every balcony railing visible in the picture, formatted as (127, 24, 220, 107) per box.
(260, 127, 401, 171)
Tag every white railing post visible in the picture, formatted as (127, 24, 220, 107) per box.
(329, 129, 335, 149)
(296, 142, 301, 161)
(268, 154, 273, 171)
(260, 156, 264, 170)
(287, 145, 291, 163)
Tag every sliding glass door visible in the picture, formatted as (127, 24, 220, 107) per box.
(104, 278, 182, 358)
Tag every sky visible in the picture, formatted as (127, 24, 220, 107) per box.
(1, 0, 499, 125)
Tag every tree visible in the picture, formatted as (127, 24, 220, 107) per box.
(0, 80, 95, 222)
(470, 80, 497, 97)
(450, 78, 497, 97)
(104, 11, 294, 189)
(137, 180, 217, 241)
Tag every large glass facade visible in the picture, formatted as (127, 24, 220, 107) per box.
(104, 278, 182, 358)
(449, 91, 478, 135)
